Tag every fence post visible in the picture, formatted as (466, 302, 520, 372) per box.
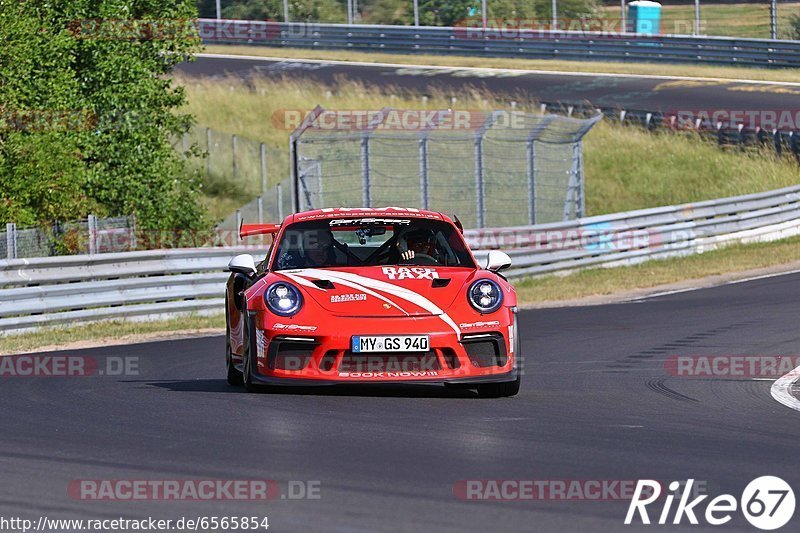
(257, 195, 264, 224)
(88, 214, 97, 255)
(130, 213, 137, 251)
(563, 143, 584, 220)
(419, 134, 429, 210)
(474, 132, 485, 228)
(232, 135, 238, 181)
(289, 137, 299, 213)
(6, 223, 16, 260)
(361, 132, 371, 208)
(526, 138, 536, 225)
(277, 183, 284, 221)
(577, 142, 585, 218)
(260, 143, 267, 194)
(181, 132, 188, 159)
(236, 210, 242, 240)
(206, 128, 212, 178)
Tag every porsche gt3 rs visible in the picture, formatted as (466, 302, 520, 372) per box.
(225, 207, 521, 397)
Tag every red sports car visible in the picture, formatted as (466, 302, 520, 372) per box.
(225, 207, 521, 397)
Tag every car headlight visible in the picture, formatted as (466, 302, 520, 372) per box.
(264, 282, 303, 316)
(468, 279, 503, 314)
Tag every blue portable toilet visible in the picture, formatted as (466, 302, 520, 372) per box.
(627, 1, 661, 35)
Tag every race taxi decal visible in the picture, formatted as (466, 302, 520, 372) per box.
(330, 293, 368, 303)
(381, 267, 440, 280)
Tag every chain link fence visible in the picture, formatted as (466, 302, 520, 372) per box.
(290, 108, 600, 228)
(1, 216, 136, 260)
(177, 126, 287, 204)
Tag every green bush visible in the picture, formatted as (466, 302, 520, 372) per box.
(197, 0, 347, 22)
(0, 1, 207, 232)
(787, 13, 800, 40)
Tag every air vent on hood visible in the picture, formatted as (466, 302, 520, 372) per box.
(312, 279, 336, 289)
(432, 278, 451, 288)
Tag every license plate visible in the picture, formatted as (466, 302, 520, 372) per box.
(351, 335, 429, 353)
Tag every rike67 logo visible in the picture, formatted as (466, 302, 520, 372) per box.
(625, 477, 795, 530)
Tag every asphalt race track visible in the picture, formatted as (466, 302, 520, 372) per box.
(2, 272, 799, 531)
(178, 54, 800, 113)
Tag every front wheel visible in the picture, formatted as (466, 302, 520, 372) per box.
(225, 291, 243, 386)
(227, 353, 243, 386)
(242, 315, 261, 393)
(477, 376, 520, 398)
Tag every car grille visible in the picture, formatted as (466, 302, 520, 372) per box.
(267, 337, 318, 371)
(461, 333, 507, 368)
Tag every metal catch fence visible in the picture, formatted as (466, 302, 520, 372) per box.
(290, 107, 601, 228)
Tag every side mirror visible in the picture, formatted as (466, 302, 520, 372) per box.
(228, 254, 257, 276)
(485, 250, 512, 272)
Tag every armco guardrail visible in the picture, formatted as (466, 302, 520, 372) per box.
(199, 19, 800, 68)
(0, 247, 259, 334)
(2, 185, 800, 333)
(467, 184, 800, 277)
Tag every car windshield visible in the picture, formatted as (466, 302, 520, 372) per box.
(271, 217, 475, 270)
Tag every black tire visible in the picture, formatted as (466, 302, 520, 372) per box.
(477, 376, 521, 398)
(226, 353, 243, 387)
(225, 291, 243, 386)
(241, 314, 261, 393)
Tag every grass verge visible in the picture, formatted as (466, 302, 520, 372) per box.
(180, 76, 800, 216)
(202, 44, 800, 84)
(515, 235, 800, 304)
(0, 314, 224, 355)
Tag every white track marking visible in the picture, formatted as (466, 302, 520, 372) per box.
(198, 52, 800, 87)
(771, 364, 800, 412)
(627, 267, 800, 303)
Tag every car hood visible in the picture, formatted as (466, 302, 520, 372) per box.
(274, 266, 477, 317)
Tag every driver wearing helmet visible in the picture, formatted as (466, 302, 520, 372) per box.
(398, 228, 439, 264)
(277, 227, 338, 269)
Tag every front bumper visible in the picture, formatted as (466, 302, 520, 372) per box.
(240, 313, 520, 386)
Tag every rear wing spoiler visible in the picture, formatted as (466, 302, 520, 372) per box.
(239, 223, 281, 239)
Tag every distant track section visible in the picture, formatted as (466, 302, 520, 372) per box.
(179, 54, 800, 153)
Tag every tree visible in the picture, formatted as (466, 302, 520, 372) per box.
(0, 0, 206, 231)
(416, 0, 477, 26)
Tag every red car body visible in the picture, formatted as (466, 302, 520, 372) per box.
(225, 207, 521, 397)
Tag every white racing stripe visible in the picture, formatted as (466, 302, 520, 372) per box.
(771, 364, 800, 412)
(197, 53, 800, 87)
(281, 270, 412, 316)
(292, 268, 462, 337)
